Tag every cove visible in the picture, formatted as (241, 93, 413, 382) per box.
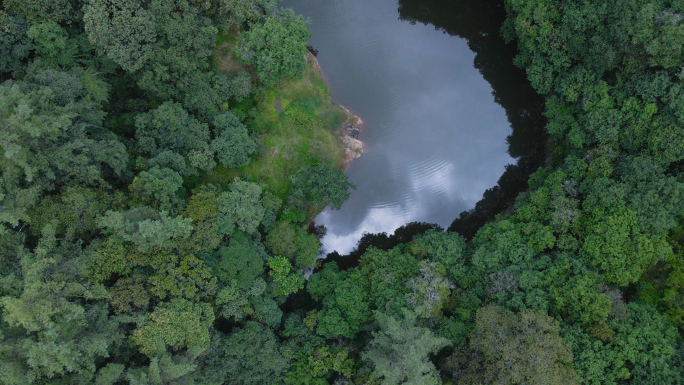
(281, 0, 546, 255)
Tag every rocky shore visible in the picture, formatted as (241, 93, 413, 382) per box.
(306, 53, 364, 168)
(339, 105, 364, 167)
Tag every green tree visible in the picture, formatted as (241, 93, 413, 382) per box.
(84, 0, 217, 100)
(0, 11, 31, 75)
(207, 231, 265, 289)
(563, 302, 681, 385)
(83, 0, 157, 72)
(217, 179, 266, 235)
(216, 0, 278, 27)
(405, 260, 454, 318)
(362, 309, 450, 385)
(211, 111, 257, 168)
(135, 101, 211, 159)
(222, 321, 291, 385)
(465, 305, 578, 385)
(581, 206, 671, 286)
(132, 298, 214, 358)
(265, 220, 320, 267)
(148, 254, 218, 301)
(289, 160, 355, 213)
(236, 9, 310, 87)
(130, 167, 185, 213)
(3, 0, 73, 23)
(0, 77, 127, 228)
(98, 207, 194, 252)
(268, 256, 305, 296)
(27, 21, 79, 68)
(0, 226, 121, 384)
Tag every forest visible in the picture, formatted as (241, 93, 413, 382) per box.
(0, 0, 683, 384)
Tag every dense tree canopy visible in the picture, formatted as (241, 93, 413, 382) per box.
(1, 0, 683, 383)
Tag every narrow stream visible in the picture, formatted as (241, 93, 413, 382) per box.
(281, 0, 544, 255)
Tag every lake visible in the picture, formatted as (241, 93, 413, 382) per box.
(281, 0, 545, 255)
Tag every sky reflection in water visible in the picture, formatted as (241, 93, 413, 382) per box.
(281, 0, 514, 254)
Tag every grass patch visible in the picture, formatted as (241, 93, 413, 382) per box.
(207, 55, 348, 199)
(213, 29, 244, 74)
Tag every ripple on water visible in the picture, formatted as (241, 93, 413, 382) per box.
(408, 157, 457, 197)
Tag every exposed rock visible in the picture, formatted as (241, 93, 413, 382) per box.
(338, 105, 364, 167)
(306, 52, 364, 168)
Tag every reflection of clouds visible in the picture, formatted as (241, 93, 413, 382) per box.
(287, 0, 515, 256)
(317, 203, 420, 255)
(408, 157, 456, 196)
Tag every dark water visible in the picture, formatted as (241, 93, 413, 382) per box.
(281, 0, 545, 254)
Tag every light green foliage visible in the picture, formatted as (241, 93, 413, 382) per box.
(542, 255, 613, 326)
(184, 186, 220, 222)
(405, 261, 454, 318)
(179, 186, 223, 253)
(148, 254, 218, 301)
(358, 247, 421, 314)
(236, 9, 310, 87)
(217, 178, 266, 235)
(617, 156, 684, 235)
(125, 351, 199, 385)
(88, 237, 137, 282)
(222, 322, 291, 385)
(0, 226, 121, 384)
(503, 0, 684, 96)
(363, 309, 450, 385)
(229, 70, 254, 100)
(289, 160, 355, 211)
(211, 111, 257, 168)
(0, 77, 127, 227)
(286, 346, 354, 384)
(215, 277, 272, 322)
(98, 208, 194, 252)
(265, 220, 320, 267)
(148, 150, 195, 177)
(268, 256, 305, 296)
(137, 0, 217, 99)
(132, 298, 214, 358)
(467, 305, 578, 385)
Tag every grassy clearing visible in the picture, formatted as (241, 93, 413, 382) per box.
(213, 29, 245, 74)
(207, 53, 349, 199)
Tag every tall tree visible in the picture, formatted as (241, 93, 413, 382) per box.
(362, 309, 450, 385)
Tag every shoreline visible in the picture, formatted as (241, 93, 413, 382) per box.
(305, 53, 364, 168)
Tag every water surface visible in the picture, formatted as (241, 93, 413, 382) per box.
(281, 0, 527, 254)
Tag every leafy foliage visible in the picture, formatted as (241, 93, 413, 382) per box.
(236, 9, 310, 87)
